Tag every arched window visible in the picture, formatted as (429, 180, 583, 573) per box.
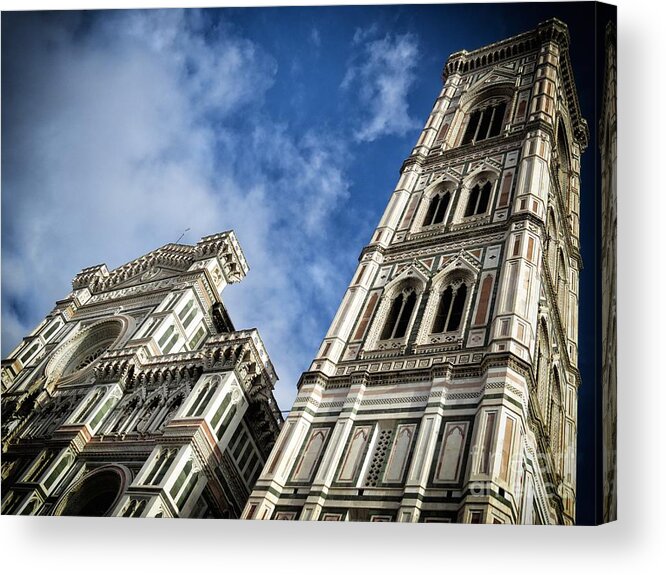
(20, 498, 41, 516)
(178, 299, 198, 331)
(432, 282, 468, 333)
(19, 343, 40, 365)
(461, 100, 507, 145)
(73, 388, 105, 424)
(157, 325, 175, 349)
(121, 498, 146, 518)
(154, 395, 184, 432)
(546, 208, 559, 273)
(22, 403, 53, 438)
(122, 500, 138, 517)
(178, 299, 194, 322)
(380, 289, 418, 340)
(143, 448, 177, 486)
(423, 190, 451, 226)
(41, 319, 62, 342)
(557, 251, 568, 319)
(135, 396, 162, 433)
(549, 368, 564, 471)
(464, 181, 492, 217)
(535, 323, 551, 418)
(187, 381, 218, 418)
(107, 396, 141, 434)
(30, 398, 75, 438)
(23, 450, 57, 482)
(557, 120, 571, 207)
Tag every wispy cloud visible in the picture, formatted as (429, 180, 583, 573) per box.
(351, 23, 379, 45)
(1, 10, 356, 409)
(342, 28, 420, 142)
(309, 27, 321, 49)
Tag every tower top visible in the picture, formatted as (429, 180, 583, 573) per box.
(443, 18, 588, 149)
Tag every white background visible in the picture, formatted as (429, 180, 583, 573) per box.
(0, 0, 662, 573)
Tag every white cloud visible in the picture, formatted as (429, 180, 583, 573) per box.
(342, 29, 420, 142)
(310, 27, 321, 49)
(1, 10, 357, 410)
(351, 23, 378, 46)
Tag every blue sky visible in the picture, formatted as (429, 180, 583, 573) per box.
(1, 3, 602, 523)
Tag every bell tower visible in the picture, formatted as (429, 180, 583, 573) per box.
(244, 18, 588, 524)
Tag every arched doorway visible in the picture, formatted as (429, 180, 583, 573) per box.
(54, 465, 127, 517)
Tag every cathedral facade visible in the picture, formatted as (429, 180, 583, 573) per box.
(1, 231, 282, 517)
(243, 19, 587, 524)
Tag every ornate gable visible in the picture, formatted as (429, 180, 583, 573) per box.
(390, 261, 430, 287)
(467, 65, 517, 96)
(438, 249, 481, 278)
(107, 266, 179, 290)
(466, 157, 503, 179)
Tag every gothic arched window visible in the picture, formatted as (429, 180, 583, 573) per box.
(135, 396, 162, 433)
(549, 368, 564, 468)
(557, 120, 571, 207)
(424, 190, 452, 226)
(73, 388, 105, 424)
(464, 181, 492, 217)
(557, 250, 568, 319)
(534, 319, 551, 418)
(546, 207, 559, 273)
(187, 381, 218, 417)
(380, 289, 418, 340)
(158, 324, 180, 354)
(107, 396, 140, 434)
(155, 395, 184, 432)
(461, 100, 507, 145)
(143, 448, 177, 486)
(30, 398, 76, 438)
(19, 343, 40, 366)
(178, 299, 198, 331)
(432, 282, 469, 333)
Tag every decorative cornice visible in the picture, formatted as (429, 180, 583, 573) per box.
(71, 231, 249, 296)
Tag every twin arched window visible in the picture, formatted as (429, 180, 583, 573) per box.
(143, 448, 177, 486)
(380, 288, 418, 340)
(378, 276, 473, 343)
(464, 181, 492, 217)
(432, 282, 468, 333)
(461, 100, 507, 145)
(187, 382, 218, 418)
(419, 177, 494, 229)
(424, 191, 451, 226)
